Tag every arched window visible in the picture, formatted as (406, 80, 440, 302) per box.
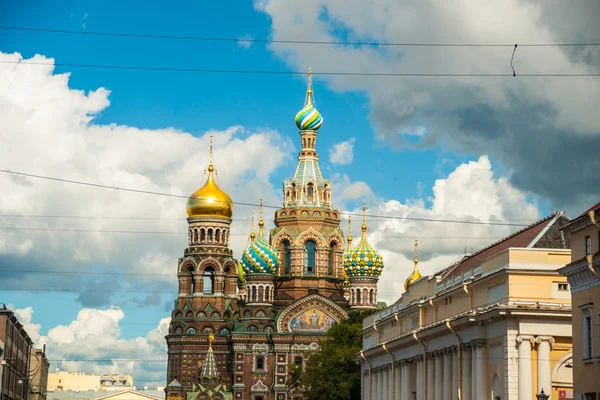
(252, 286, 257, 302)
(291, 183, 296, 200)
(207, 229, 213, 242)
(282, 240, 291, 275)
(193, 229, 198, 243)
(304, 240, 316, 275)
(369, 289, 374, 305)
(328, 242, 336, 276)
(203, 266, 215, 294)
(215, 229, 221, 243)
(306, 183, 314, 201)
(187, 265, 195, 294)
(356, 289, 361, 304)
(200, 229, 206, 242)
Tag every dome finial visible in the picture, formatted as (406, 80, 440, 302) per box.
(208, 135, 215, 172)
(361, 200, 368, 237)
(258, 197, 265, 236)
(414, 238, 419, 264)
(306, 66, 313, 105)
(347, 214, 353, 249)
(250, 211, 256, 242)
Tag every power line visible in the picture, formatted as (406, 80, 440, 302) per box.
(0, 169, 533, 227)
(0, 213, 541, 223)
(2, 26, 599, 48)
(0, 226, 541, 241)
(1, 60, 598, 77)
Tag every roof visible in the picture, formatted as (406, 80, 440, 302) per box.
(438, 212, 570, 280)
(95, 390, 163, 400)
(562, 201, 600, 231)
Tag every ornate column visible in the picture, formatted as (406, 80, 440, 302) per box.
(474, 341, 488, 400)
(517, 335, 534, 400)
(536, 336, 555, 400)
(460, 344, 472, 400)
(451, 348, 458, 400)
(434, 352, 444, 400)
(373, 368, 379, 400)
(471, 345, 476, 400)
(401, 360, 413, 400)
(363, 372, 369, 400)
(443, 349, 452, 400)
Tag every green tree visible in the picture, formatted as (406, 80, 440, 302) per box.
(293, 310, 375, 400)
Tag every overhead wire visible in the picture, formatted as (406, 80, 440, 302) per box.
(2, 26, 599, 47)
(0, 169, 537, 227)
(1, 60, 597, 77)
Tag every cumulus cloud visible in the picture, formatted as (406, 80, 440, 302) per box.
(254, 0, 600, 213)
(329, 138, 356, 165)
(16, 306, 169, 388)
(349, 155, 541, 305)
(0, 51, 293, 306)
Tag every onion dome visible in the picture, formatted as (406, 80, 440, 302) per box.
(186, 135, 234, 219)
(240, 202, 281, 274)
(343, 202, 384, 278)
(404, 239, 422, 291)
(294, 67, 323, 131)
(237, 260, 246, 285)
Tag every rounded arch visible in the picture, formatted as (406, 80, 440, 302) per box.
(178, 258, 197, 273)
(223, 260, 237, 274)
(280, 211, 287, 217)
(290, 210, 297, 216)
(492, 374, 501, 400)
(199, 258, 222, 272)
(552, 351, 573, 388)
(295, 227, 326, 248)
(202, 325, 214, 334)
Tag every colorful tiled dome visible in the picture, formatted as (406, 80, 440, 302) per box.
(294, 67, 323, 131)
(240, 207, 280, 275)
(343, 204, 384, 278)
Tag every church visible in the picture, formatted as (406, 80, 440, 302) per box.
(164, 70, 385, 400)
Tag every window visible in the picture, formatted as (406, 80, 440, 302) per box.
(294, 356, 303, 365)
(282, 240, 291, 275)
(203, 266, 215, 294)
(304, 240, 316, 275)
(584, 315, 593, 359)
(328, 242, 336, 275)
(208, 228, 213, 242)
(584, 394, 596, 400)
(256, 356, 265, 370)
(585, 235, 592, 256)
(306, 183, 314, 201)
(356, 289, 361, 304)
(558, 283, 569, 291)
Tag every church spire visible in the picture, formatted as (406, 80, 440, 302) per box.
(347, 214, 353, 250)
(200, 333, 218, 377)
(250, 211, 256, 243)
(258, 197, 265, 237)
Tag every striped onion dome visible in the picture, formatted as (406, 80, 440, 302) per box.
(294, 67, 323, 131)
(240, 210, 280, 275)
(343, 204, 384, 278)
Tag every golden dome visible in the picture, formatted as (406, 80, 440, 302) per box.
(404, 239, 422, 292)
(186, 137, 234, 219)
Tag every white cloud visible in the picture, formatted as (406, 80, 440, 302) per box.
(346, 155, 541, 305)
(329, 138, 356, 165)
(0, 51, 293, 305)
(238, 34, 254, 50)
(17, 306, 169, 388)
(254, 0, 600, 211)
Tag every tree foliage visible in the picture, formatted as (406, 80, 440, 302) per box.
(290, 310, 375, 400)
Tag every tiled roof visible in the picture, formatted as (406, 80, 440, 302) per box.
(438, 212, 569, 280)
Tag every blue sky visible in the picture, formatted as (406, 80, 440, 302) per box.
(1, 0, 597, 387)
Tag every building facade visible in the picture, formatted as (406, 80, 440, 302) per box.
(47, 372, 133, 393)
(0, 306, 33, 400)
(164, 70, 385, 400)
(559, 202, 600, 400)
(28, 347, 49, 400)
(360, 212, 575, 400)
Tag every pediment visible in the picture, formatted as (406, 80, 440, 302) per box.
(276, 294, 348, 333)
(251, 380, 269, 393)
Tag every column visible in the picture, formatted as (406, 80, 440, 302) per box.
(537, 336, 555, 400)
(461, 345, 472, 400)
(400, 362, 409, 400)
(471, 347, 476, 400)
(517, 336, 533, 400)
(373, 369, 379, 400)
(443, 350, 452, 400)
(364, 372, 370, 400)
(406, 361, 415, 400)
(395, 362, 402, 400)
(383, 366, 389, 400)
(416, 358, 423, 400)
(434, 353, 443, 400)
(426, 356, 434, 400)
(451, 349, 458, 400)
(475, 342, 488, 400)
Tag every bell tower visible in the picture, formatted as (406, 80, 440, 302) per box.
(269, 68, 346, 305)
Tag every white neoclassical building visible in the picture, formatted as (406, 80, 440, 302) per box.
(360, 212, 575, 400)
